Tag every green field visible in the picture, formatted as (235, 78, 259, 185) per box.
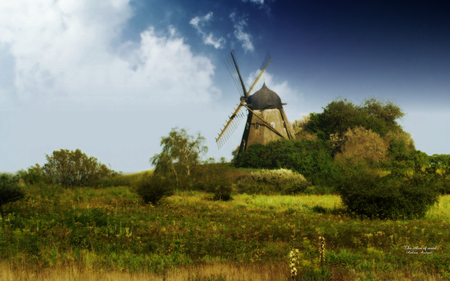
(1, 175, 450, 281)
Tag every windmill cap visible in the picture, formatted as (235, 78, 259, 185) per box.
(247, 83, 283, 110)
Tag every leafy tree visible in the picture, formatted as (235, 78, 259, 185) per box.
(303, 98, 408, 157)
(333, 126, 390, 167)
(150, 127, 208, 189)
(0, 173, 25, 216)
(41, 149, 121, 188)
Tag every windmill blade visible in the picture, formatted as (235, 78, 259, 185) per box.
(224, 50, 247, 97)
(247, 51, 272, 96)
(216, 103, 246, 149)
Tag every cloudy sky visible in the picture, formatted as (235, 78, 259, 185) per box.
(1, 0, 449, 174)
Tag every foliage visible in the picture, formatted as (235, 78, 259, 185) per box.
(134, 172, 174, 206)
(16, 164, 51, 185)
(332, 126, 390, 167)
(91, 171, 151, 188)
(252, 168, 312, 195)
(235, 139, 341, 187)
(35, 149, 121, 188)
(0, 173, 25, 215)
(336, 151, 442, 219)
(231, 145, 240, 164)
(292, 114, 319, 142)
(212, 179, 233, 201)
(1, 182, 450, 280)
(150, 127, 208, 189)
(303, 98, 406, 155)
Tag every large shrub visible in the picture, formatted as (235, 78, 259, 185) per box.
(336, 165, 440, 219)
(235, 139, 341, 187)
(134, 172, 174, 206)
(250, 168, 312, 195)
(35, 149, 121, 188)
(0, 173, 25, 215)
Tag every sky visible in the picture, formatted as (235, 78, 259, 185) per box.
(1, 0, 449, 174)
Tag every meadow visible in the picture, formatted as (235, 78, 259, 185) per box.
(1, 168, 450, 281)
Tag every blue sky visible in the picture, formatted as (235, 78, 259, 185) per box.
(1, 0, 449, 174)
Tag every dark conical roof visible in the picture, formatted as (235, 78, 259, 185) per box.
(247, 83, 282, 110)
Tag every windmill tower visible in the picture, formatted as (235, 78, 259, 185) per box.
(216, 51, 295, 153)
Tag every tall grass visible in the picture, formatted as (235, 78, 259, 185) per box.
(1, 177, 450, 280)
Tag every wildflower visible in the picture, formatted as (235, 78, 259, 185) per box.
(318, 236, 326, 265)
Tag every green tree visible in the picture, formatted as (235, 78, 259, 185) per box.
(150, 127, 208, 189)
(42, 149, 121, 188)
(304, 97, 408, 157)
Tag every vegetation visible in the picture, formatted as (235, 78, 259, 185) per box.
(1, 180, 450, 280)
(2, 98, 450, 280)
(18, 149, 121, 188)
(134, 171, 175, 206)
(236, 168, 312, 195)
(150, 127, 208, 190)
(234, 139, 341, 188)
(0, 173, 25, 216)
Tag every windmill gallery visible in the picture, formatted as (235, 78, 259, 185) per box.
(216, 51, 295, 153)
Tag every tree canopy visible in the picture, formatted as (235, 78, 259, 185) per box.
(150, 127, 208, 188)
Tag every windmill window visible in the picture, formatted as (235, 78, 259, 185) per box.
(270, 122, 275, 128)
(246, 122, 249, 130)
(255, 123, 260, 129)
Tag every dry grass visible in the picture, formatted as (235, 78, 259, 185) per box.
(0, 262, 288, 281)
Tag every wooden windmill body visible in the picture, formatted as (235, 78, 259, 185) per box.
(216, 51, 294, 153)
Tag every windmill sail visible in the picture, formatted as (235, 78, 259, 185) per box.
(216, 104, 246, 149)
(224, 50, 247, 97)
(216, 50, 272, 150)
(247, 51, 271, 96)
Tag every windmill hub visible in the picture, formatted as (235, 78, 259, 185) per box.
(247, 83, 283, 110)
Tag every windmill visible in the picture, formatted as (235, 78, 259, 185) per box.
(216, 50, 295, 154)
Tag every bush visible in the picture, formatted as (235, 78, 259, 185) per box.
(335, 165, 440, 219)
(16, 165, 51, 185)
(38, 149, 121, 188)
(0, 173, 25, 215)
(235, 139, 341, 187)
(134, 172, 175, 206)
(212, 180, 233, 201)
(235, 168, 312, 195)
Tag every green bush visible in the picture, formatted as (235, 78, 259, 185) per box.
(335, 165, 440, 219)
(0, 173, 25, 215)
(16, 165, 51, 185)
(235, 168, 312, 195)
(134, 172, 175, 206)
(235, 139, 341, 187)
(212, 180, 233, 201)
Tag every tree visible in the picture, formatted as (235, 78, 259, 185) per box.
(150, 127, 208, 189)
(332, 126, 390, 167)
(42, 149, 121, 188)
(292, 114, 319, 142)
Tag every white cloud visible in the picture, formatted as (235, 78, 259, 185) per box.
(190, 12, 225, 49)
(229, 13, 254, 53)
(0, 0, 220, 110)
